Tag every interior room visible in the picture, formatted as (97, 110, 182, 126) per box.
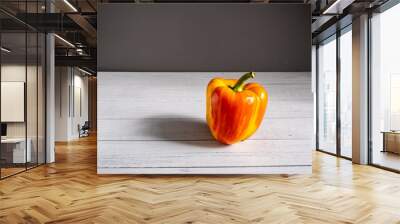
(1, 0, 400, 223)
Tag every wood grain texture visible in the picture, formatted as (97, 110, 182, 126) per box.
(98, 117, 312, 141)
(1, 135, 400, 223)
(98, 140, 312, 172)
(97, 72, 313, 174)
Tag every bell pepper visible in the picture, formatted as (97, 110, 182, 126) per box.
(206, 72, 268, 145)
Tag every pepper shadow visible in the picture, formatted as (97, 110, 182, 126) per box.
(140, 114, 228, 148)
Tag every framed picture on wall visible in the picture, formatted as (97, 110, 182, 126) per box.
(1, 81, 25, 122)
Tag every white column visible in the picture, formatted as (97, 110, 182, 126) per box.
(45, 0, 56, 163)
(46, 33, 55, 163)
(352, 14, 369, 164)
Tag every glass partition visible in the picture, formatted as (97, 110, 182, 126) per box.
(1, 30, 28, 177)
(0, 2, 46, 179)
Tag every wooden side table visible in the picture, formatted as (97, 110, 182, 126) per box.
(382, 131, 400, 154)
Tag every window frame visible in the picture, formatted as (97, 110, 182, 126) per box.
(315, 24, 353, 161)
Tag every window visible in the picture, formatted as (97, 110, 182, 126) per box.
(339, 28, 352, 158)
(318, 36, 337, 154)
(370, 3, 400, 171)
(316, 25, 353, 159)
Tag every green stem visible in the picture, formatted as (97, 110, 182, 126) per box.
(231, 72, 255, 92)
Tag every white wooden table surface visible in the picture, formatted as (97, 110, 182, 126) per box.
(97, 72, 313, 174)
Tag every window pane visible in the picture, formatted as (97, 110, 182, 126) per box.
(318, 36, 337, 154)
(340, 29, 352, 158)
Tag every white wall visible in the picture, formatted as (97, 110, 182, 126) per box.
(71, 73, 89, 138)
(55, 67, 69, 141)
(55, 67, 89, 141)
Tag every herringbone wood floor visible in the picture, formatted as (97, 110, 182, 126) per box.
(1, 135, 400, 224)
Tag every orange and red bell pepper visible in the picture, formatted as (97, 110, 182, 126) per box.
(206, 72, 268, 145)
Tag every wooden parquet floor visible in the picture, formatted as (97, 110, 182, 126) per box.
(1, 135, 400, 224)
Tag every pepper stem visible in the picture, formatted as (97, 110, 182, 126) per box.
(232, 72, 255, 92)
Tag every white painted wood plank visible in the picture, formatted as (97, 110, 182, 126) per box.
(98, 84, 312, 101)
(97, 117, 312, 141)
(98, 75, 312, 103)
(97, 72, 313, 174)
(98, 99, 313, 120)
(98, 140, 312, 168)
(97, 72, 313, 120)
(97, 166, 312, 175)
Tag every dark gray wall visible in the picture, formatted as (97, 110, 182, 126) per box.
(98, 3, 311, 72)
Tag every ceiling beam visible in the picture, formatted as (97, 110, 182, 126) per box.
(67, 13, 97, 39)
(55, 55, 96, 69)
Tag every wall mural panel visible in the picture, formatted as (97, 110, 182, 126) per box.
(97, 72, 313, 174)
(97, 4, 312, 174)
